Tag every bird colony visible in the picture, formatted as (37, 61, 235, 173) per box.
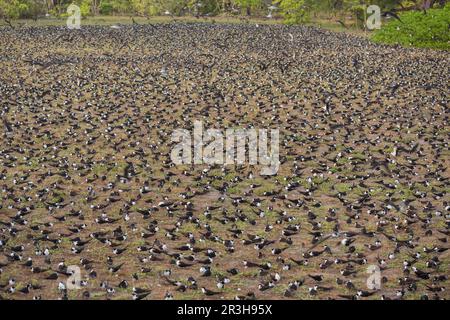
(0, 23, 449, 300)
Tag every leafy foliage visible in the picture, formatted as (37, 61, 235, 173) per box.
(372, 5, 450, 50)
(0, 0, 30, 20)
(279, 0, 308, 24)
(1, 0, 449, 50)
(99, 1, 114, 14)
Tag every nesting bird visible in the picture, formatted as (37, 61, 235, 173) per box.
(0, 22, 448, 300)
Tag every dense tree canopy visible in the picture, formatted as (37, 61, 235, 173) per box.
(0, 0, 447, 24)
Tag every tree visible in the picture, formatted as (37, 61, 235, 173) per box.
(233, 0, 263, 16)
(188, 0, 220, 16)
(130, 0, 159, 16)
(16, 0, 47, 20)
(0, 0, 28, 23)
(279, 0, 308, 24)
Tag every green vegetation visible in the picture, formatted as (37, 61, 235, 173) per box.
(372, 4, 450, 50)
(1, 0, 449, 49)
(0, 1, 446, 25)
(279, 0, 307, 24)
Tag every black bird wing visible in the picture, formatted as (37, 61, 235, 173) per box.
(337, 20, 348, 29)
(383, 11, 403, 23)
(2, 118, 12, 132)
